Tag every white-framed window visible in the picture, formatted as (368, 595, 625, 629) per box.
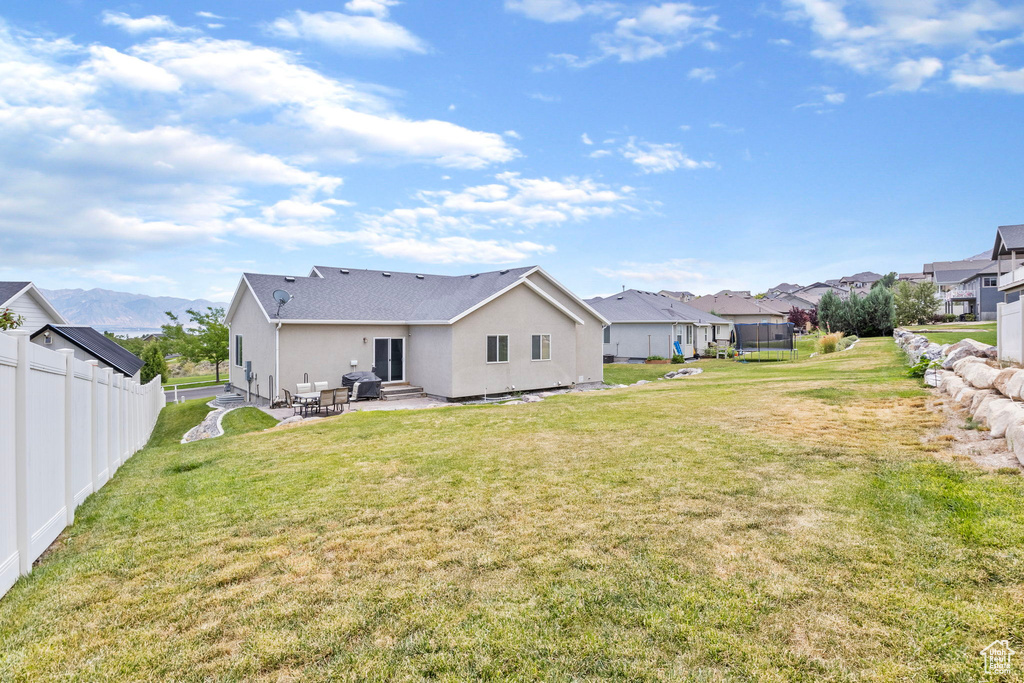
(234, 334, 243, 367)
(486, 334, 509, 363)
(603, 326, 611, 343)
(531, 334, 551, 361)
(983, 276, 997, 288)
(685, 326, 693, 345)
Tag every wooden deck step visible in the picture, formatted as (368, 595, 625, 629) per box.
(381, 384, 426, 401)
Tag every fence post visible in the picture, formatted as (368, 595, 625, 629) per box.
(87, 360, 99, 492)
(59, 349, 76, 526)
(106, 369, 116, 477)
(11, 331, 31, 575)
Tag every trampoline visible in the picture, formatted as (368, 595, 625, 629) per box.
(731, 322, 797, 362)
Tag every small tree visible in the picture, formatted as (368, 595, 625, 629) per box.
(894, 280, 941, 325)
(817, 290, 841, 333)
(807, 307, 819, 330)
(787, 306, 809, 329)
(0, 308, 25, 331)
(872, 272, 898, 290)
(139, 342, 169, 384)
(162, 307, 229, 381)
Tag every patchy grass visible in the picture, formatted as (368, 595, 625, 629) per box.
(162, 373, 219, 387)
(220, 407, 279, 437)
(907, 323, 997, 347)
(146, 397, 214, 448)
(602, 362, 692, 384)
(3, 339, 1024, 680)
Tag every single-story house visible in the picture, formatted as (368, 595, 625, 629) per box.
(30, 324, 145, 381)
(0, 281, 67, 332)
(687, 293, 787, 325)
(225, 266, 607, 402)
(586, 289, 731, 361)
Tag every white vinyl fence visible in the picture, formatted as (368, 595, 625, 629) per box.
(1, 330, 165, 599)
(998, 300, 1023, 364)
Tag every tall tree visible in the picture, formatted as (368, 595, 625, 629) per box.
(817, 290, 841, 333)
(139, 342, 169, 384)
(894, 280, 941, 325)
(162, 307, 229, 381)
(872, 272, 898, 290)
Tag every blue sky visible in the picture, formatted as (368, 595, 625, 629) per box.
(1, 0, 1022, 301)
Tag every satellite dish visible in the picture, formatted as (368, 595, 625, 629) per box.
(272, 289, 292, 317)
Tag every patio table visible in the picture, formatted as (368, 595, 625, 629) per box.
(295, 392, 320, 414)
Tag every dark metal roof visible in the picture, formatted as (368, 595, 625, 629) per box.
(34, 325, 145, 376)
(586, 290, 728, 324)
(0, 281, 30, 306)
(244, 266, 545, 322)
(992, 224, 1024, 259)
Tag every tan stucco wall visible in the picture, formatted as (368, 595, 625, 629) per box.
(278, 323, 409, 396)
(524, 271, 603, 384)
(406, 325, 452, 398)
(228, 284, 277, 400)
(450, 283, 578, 397)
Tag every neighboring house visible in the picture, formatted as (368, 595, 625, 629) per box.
(761, 292, 816, 314)
(0, 281, 68, 332)
(898, 272, 928, 283)
(225, 266, 607, 402)
(586, 289, 731, 361)
(713, 289, 752, 297)
(991, 224, 1024, 362)
(839, 272, 882, 291)
(923, 255, 1000, 319)
(794, 281, 850, 304)
(658, 290, 695, 302)
(687, 293, 787, 325)
(29, 324, 145, 381)
(766, 283, 802, 297)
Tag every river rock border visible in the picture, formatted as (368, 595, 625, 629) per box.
(893, 328, 1024, 465)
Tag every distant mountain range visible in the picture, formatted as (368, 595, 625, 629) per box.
(41, 288, 228, 333)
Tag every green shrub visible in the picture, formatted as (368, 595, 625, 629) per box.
(943, 314, 956, 323)
(727, 347, 736, 359)
(671, 354, 686, 363)
(646, 355, 665, 361)
(837, 335, 858, 351)
(907, 355, 940, 378)
(964, 314, 976, 322)
(818, 332, 842, 354)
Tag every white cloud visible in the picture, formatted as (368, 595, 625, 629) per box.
(196, 11, 227, 20)
(87, 46, 181, 92)
(950, 54, 1024, 93)
(824, 91, 846, 104)
(267, 9, 427, 54)
(620, 137, 716, 173)
(782, 0, 1024, 92)
(132, 37, 518, 168)
(795, 85, 846, 110)
(581, 132, 594, 144)
(77, 269, 175, 285)
(100, 11, 189, 35)
(504, 0, 607, 23)
(345, 0, 401, 19)
(549, 2, 720, 67)
(596, 258, 747, 292)
(528, 92, 561, 102)
(688, 66, 716, 81)
(589, 149, 612, 158)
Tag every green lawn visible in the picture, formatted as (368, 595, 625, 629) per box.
(220, 407, 280, 437)
(3, 339, 1024, 680)
(906, 322, 997, 346)
(162, 374, 224, 388)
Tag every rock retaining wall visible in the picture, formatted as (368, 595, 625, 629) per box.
(893, 328, 1024, 464)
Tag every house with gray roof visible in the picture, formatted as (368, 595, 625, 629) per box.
(225, 265, 607, 402)
(29, 324, 145, 380)
(840, 271, 882, 292)
(0, 281, 67, 332)
(991, 224, 1024, 362)
(923, 254, 1000, 319)
(585, 289, 731, 361)
(687, 293, 787, 325)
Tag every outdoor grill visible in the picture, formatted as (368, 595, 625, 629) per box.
(342, 371, 382, 401)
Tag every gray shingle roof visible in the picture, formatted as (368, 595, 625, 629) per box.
(993, 224, 1024, 259)
(841, 271, 882, 283)
(585, 290, 728, 324)
(35, 325, 145, 376)
(687, 294, 785, 317)
(930, 259, 997, 284)
(0, 281, 30, 306)
(244, 266, 543, 322)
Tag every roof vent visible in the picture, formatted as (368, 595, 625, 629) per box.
(340, 269, 349, 274)
(416, 274, 425, 279)
(470, 274, 479, 278)
(284, 276, 295, 282)
(382, 272, 391, 277)
(617, 295, 623, 299)
(500, 269, 509, 275)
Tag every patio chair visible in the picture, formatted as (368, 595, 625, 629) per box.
(296, 382, 312, 394)
(715, 340, 729, 359)
(282, 389, 304, 417)
(314, 381, 329, 392)
(311, 388, 331, 415)
(333, 387, 349, 414)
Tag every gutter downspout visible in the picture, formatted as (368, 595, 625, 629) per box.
(276, 321, 282, 405)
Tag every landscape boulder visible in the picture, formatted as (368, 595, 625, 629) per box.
(976, 397, 1014, 430)
(1007, 422, 1024, 466)
(943, 346, 978, 370)
(947, 338, 991, 356)
(1007, 372, 1024, 401)
(985, 347, 1000, 360)
(954, 385, 977, 407)
(952, 356, 987, 374)
(970, 389, 999, 414)
(987, 400, 1024, 438)
(960, 362, 1001, 390)
(994, 368, 1023, 396)
(940, 374, 965, 397)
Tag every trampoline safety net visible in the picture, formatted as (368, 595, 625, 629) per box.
(730, 322, 796, 361)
